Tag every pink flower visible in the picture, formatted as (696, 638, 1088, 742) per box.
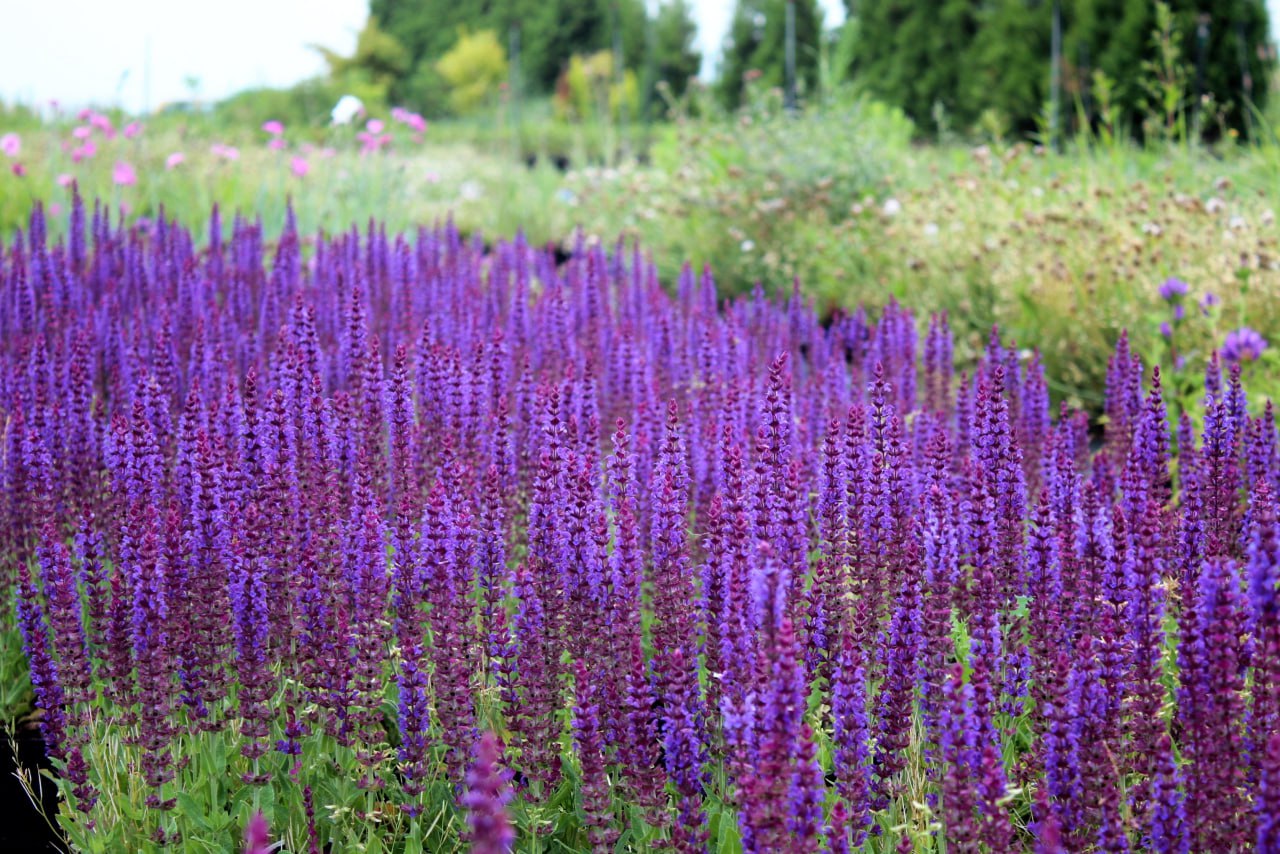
(0, 133, 19, 157)
(406, 113, 427, 133)
(242, 810, 271, 854)
(56, 173, 75, 187)
(77, 108, 92, 121)
(89, 112, 115, 138)
(11, 162, 26, 178)
(49, 202, 61, 217)
(72, 125, 92, 140)
(320, 147, 337, 159)
(268, 138, 287, 151)
(123, 121, 142, 139)
(391, 106, 409, 123)
(290, 156, 310, 178)
(112, 161, 137, 186)
(356, 131, 391, 155)
(165, 152, 185, 170)
(261, 120, 284, 136)
(210, 143, 240, 161)
(366, 118, 384, 134)
(71, 140, 97, 162)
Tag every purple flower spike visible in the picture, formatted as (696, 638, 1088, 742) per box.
(242, 811, 271, 854)
(463, 731, 516, 854)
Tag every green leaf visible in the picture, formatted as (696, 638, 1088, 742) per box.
(176, 792, 214, 833)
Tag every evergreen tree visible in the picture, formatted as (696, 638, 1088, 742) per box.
(1177, 0, 1271, 139)
(850, 0, 980, 134)
(965, 0, 1052, 137)
(719, 0, 824, 108)
(652, 0, 703, 103)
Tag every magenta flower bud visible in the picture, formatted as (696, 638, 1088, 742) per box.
(463, 731, 516, 854)
(242, 811, 271, 854)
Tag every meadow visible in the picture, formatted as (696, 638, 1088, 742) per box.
(2, 89, 1280, 852)
(3, 88, 1280, 413)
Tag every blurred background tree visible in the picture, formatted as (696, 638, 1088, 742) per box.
(845, 0, 1272, 140)
(719, 0, 823, 108)
(435, 29, 509, 115)
(848, 0, 980, 135)
(339, 0, 1270, 141)
(651, 0, 702, 108)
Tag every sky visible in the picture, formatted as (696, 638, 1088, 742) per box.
(0, 0, 1275, 114)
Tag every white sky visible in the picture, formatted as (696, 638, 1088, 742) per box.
(2, 0, 1276, 114)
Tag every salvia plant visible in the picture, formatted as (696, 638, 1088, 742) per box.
(1, 192, 1278, 852)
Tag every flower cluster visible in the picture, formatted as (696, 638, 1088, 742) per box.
(2, 197, 1278, 850)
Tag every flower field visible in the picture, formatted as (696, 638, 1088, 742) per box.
(3, 193, 1280, 852)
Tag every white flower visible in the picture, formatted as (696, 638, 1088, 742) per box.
(741, 239, 756, 252)
(923, 222, 939, 238)
(1206, 196, 1226, 214)
(882, 197, 902, 217)
(330, 94, 364, 126)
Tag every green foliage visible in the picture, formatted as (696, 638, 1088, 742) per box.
(215, 76, 385, 130)
(573, 87, 914, 301)
(372, 0, 652, 105)
(849, 0, 980, 136)
(314, 16, 411, 98)
(719, 0, 824, 109)
(844, 0, 1273, 141)
(555, 51, 639, 123)
(435, 29, 509, 115)
(651, 0, 702, 107)
(965, 0, 1051, 139)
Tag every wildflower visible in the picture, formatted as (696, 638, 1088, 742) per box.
(268, 138, 286, 151)
(71, 140, 97, 162)
(1159, 277, 1188, 301)
(0, 132, 19, 157)
(366, 118, 385, 134)
(56, 173, 74, 187)
(165, 152, 185, 170)
(112, 161, 137, 186)
(882, 197, 902, 217)
(211, 143, 241, 161)
(290, 157, 309, 178)
(331, 94, 364, 125)
(356, 130, 391, 154)
(1222, 328, 1268, 363)
(123, 121, 142, 139)
(88, 112, 115, 137)
(261, 120, 284, 136)
(462, 732, 515, 854)
(242, 810, 271, 854)
(11, 162, 25, 177)
(1160, 321, 1173, 339)
(72, 125, 91, 140)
